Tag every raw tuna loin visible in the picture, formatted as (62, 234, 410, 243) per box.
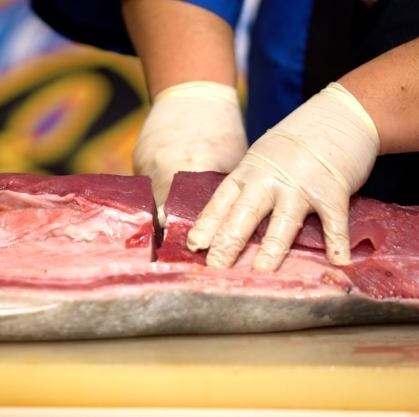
(0, 172, 418, 340)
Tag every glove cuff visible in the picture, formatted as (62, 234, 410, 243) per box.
(323, 82, 380, 148)
(154, 81, 239, 105)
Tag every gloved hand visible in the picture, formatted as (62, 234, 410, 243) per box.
(133, 81, 248, 224)
(187, 82, 380, 271)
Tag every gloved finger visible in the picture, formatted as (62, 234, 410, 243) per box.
(253, 193, 310, 272)
(317, 200, 351, 265)
(205, 185, 274, 268)
(152, 175, 173, 209)
(157, 204, 166, 227)
(187, 176, 241, 251)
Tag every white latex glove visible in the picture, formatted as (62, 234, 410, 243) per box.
(133, 81, 248, 224)
(187, 82, 380, 271)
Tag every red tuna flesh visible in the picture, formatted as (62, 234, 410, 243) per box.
(0, 172, 418, 340)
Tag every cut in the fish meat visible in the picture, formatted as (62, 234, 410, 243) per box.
(0, 172, 418, 340)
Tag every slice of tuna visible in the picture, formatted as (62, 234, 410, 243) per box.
(0, 174, 157, 283)
(0, 174, 161, 340)
(155, 172, 419, 333)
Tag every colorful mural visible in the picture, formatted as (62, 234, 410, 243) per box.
(0, 0, 256, 175)
(0, 0, 148, 175)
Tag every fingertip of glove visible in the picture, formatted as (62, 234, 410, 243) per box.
(252, 252, 286, 273)
(252, 259, 276, 273)
(327, 246, 351, 266)
(157, 205, 166, 228)
(186, 235, 199, 253)
(186, 227, 209, 252)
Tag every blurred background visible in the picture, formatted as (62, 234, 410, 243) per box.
(0, 0, 258, 176)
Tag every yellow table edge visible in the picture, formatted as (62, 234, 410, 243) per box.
(0, 363, 418, 411)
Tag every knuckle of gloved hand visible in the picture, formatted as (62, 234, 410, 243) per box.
(207, 245, 236, 267)
(307, 178, 347, 206)
(212, 228, 246, 253)
(234, 201, 260, 222)
(260, 235, 289, 255)
(209, 189, 235, 207)
(271, 210, 302, 228)
(192, 216, 219, 234)
(320, 203, 349, 231)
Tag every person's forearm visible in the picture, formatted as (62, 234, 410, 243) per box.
(121, 0, 237, 99)
(339, 37, 419, 154)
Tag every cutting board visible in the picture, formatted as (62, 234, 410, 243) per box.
(0, 325, 418, 410)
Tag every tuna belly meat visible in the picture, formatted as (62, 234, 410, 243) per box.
(0, 174, 156, 283)
(155, 172, 419, 334)
(0, 174, 159, 340)
(0, 191, 153, 281)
